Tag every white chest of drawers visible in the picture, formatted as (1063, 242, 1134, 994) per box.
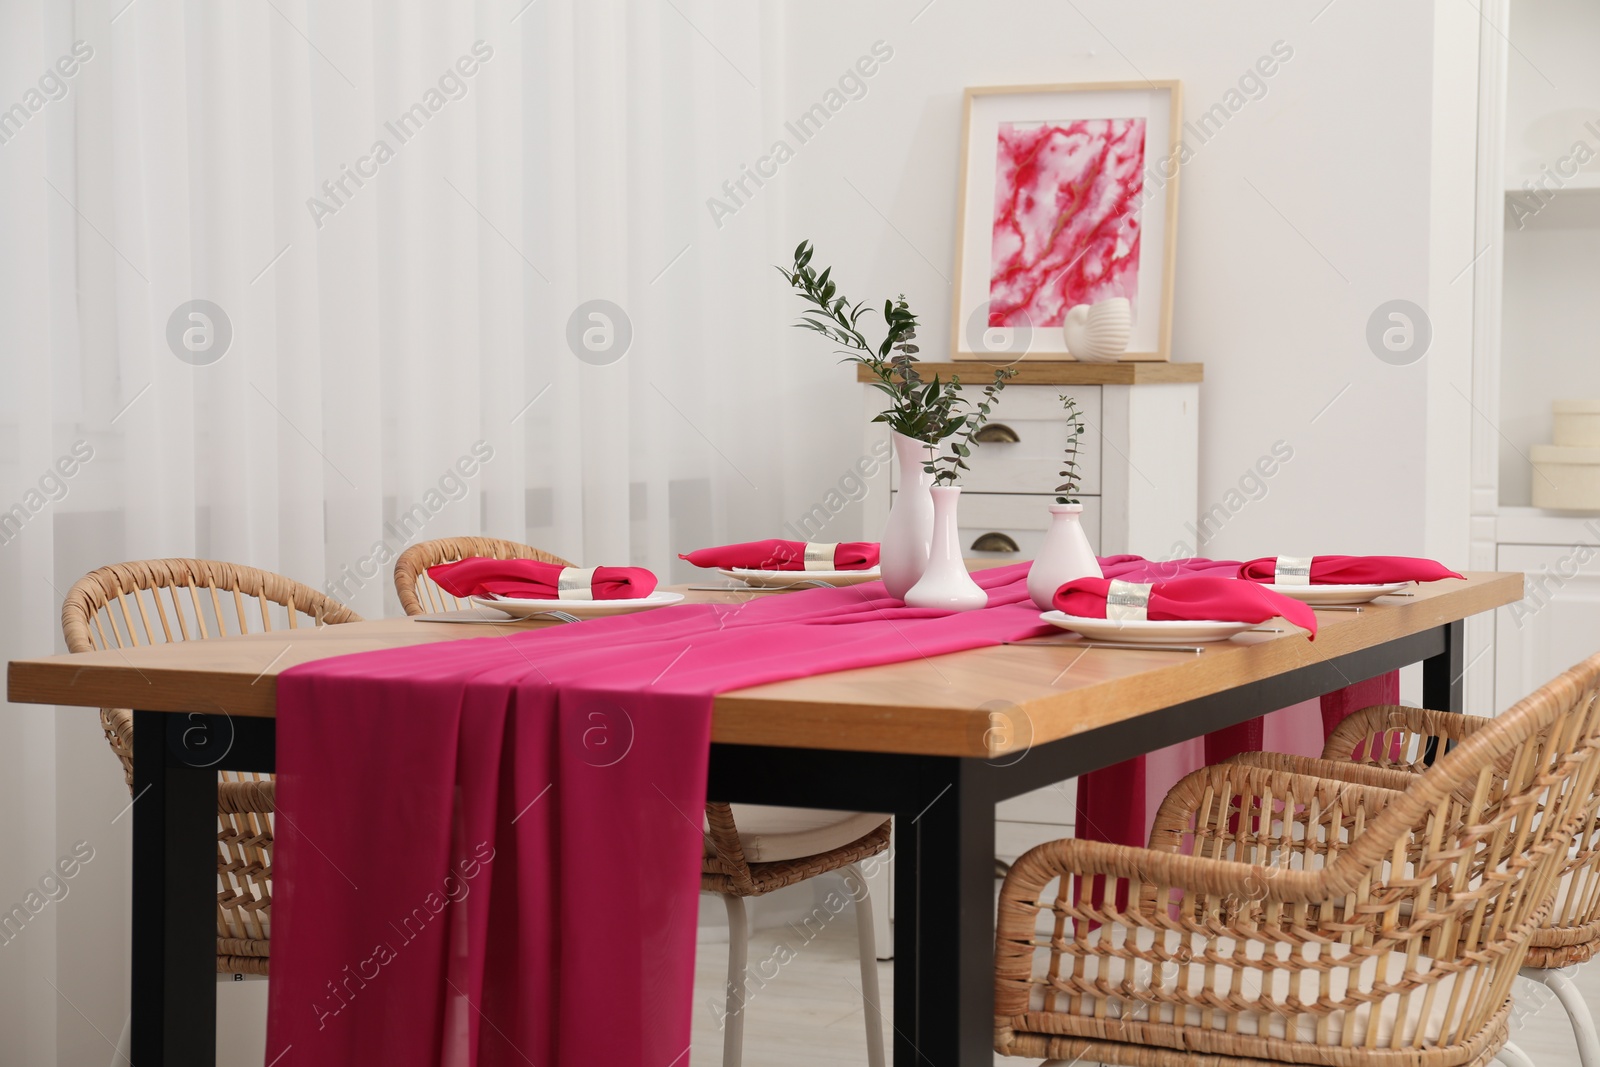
(858, 362, 1203, 562)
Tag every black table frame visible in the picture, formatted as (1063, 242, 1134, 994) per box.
(129, 620, 1462, 1066)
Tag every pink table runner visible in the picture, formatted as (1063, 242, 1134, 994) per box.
(264, 557, 1385, 1065)
(266, 563, 1053, 1067)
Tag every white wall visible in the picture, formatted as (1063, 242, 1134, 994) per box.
(775, 0, 1474, 565)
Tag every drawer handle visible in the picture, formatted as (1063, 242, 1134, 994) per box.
(970, 532, 1020, 553)
(973, 423, 1020, 444)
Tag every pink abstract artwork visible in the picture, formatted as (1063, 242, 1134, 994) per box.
(989, 118, 1145, 328)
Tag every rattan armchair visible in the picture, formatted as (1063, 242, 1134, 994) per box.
(394, 537, 890, 1067)
(994, 651, 1600, 1067)
(1314, 693, 1600, 1066)
(392, 536, 573, 615)
(62, 558, 361, 975)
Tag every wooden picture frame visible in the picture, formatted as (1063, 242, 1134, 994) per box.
(950, 81, 1183, 362)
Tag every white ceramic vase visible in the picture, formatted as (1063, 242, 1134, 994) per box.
(881, 432, 936, 599)
(1062, 297, 1132, 363)
(1026, 503, 1103, 610)
(904, 486, 988, 611)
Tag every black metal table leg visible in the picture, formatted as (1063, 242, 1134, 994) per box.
(1420, 620, 1464, 765)
(131, 710, 220, 1066)
(891, 757, 996, 1066)
(1423, 619, 1465, 712)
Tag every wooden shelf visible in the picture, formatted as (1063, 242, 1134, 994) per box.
(1496, 505, 1600, 545)
(854, 361, 1203, 386)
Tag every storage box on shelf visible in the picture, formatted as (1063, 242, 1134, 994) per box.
(859, 360, 1203, 873)
(1530, 399, 1600, 512)
(1554, 399, 1600, 447)
(1532, 445, 1600, 511)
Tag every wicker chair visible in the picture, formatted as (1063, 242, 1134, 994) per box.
(394, 537, 890, 1067)
(392, 536, 573, 615)
(1303, 693, 1600, 1067)
(62, 558, 362, 975)
(994, 651, 1600, 1067)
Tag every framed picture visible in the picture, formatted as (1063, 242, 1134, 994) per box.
(951, 81, 1182, 362)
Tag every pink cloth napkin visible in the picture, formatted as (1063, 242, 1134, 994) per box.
(1053, 575, 1319, 637)
(678, 538, 879, 571)
(428, 557, 658, 600)
(266, 563, 1048, 1067)
(1238, 554, 1464, 585)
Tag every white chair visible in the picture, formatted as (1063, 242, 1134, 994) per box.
(702, 803, 889, 1067)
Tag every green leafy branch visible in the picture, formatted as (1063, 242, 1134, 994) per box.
(779, 240, 971, 444)
(925, 367, 1016, 486)
(1055, 393, 1086, 504)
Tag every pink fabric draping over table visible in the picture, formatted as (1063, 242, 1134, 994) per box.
(1072, 556, 1401, 848)
(265, 563, 1057, 1067)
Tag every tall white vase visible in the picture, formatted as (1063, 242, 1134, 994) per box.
(1026, 503, 1103, 610)
(905, 486, 987, 611)
(881, 432, 935, 599)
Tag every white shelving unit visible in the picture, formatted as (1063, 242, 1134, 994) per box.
(1471, 0, 1600, 713)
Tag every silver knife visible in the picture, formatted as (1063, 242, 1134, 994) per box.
(1004, 637, 1206, 654)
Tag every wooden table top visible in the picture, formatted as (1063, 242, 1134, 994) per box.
(7, 573, 1521, 758)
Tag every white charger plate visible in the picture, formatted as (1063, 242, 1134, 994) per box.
(719, 567, 881, 588)
(1257, 582, 1410, 606)
(470, 591, 685, 618)
(1040, 611, 1256, 644)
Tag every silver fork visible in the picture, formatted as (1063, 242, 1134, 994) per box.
(532, 609, 583, 623)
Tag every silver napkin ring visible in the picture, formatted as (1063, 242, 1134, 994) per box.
(803, 542, 838, 571)
(1105, 580, 1152, 622)
(1274, 556, 1314, 586)
(557, 566, 597, 600)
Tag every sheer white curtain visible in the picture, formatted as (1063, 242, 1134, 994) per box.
(1, 1, 797, 1060)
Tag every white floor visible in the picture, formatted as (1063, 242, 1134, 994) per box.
(686, 907, 1600, 1067)
(207, 893, 1600, 1067)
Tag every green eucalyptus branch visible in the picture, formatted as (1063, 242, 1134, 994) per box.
(925, 367, 1018, 486)
(1055, 393, 1086, 504)
(779, 239, 972, 445)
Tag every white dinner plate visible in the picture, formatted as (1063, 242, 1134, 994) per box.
(1039, 611, 1256, 644)
(1257, 582, 1410, 606)
(470, 591, 685, 618)
(719, 567, 881, 588)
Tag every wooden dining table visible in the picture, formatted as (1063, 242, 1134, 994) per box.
(7, 572, 1522, 1067)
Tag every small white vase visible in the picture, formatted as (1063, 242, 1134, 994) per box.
(1062, 297, 1132, 363)
(904, 486, 988, 611)
(881, 432, 935, 599)
(1027, 503, 1103, 610)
